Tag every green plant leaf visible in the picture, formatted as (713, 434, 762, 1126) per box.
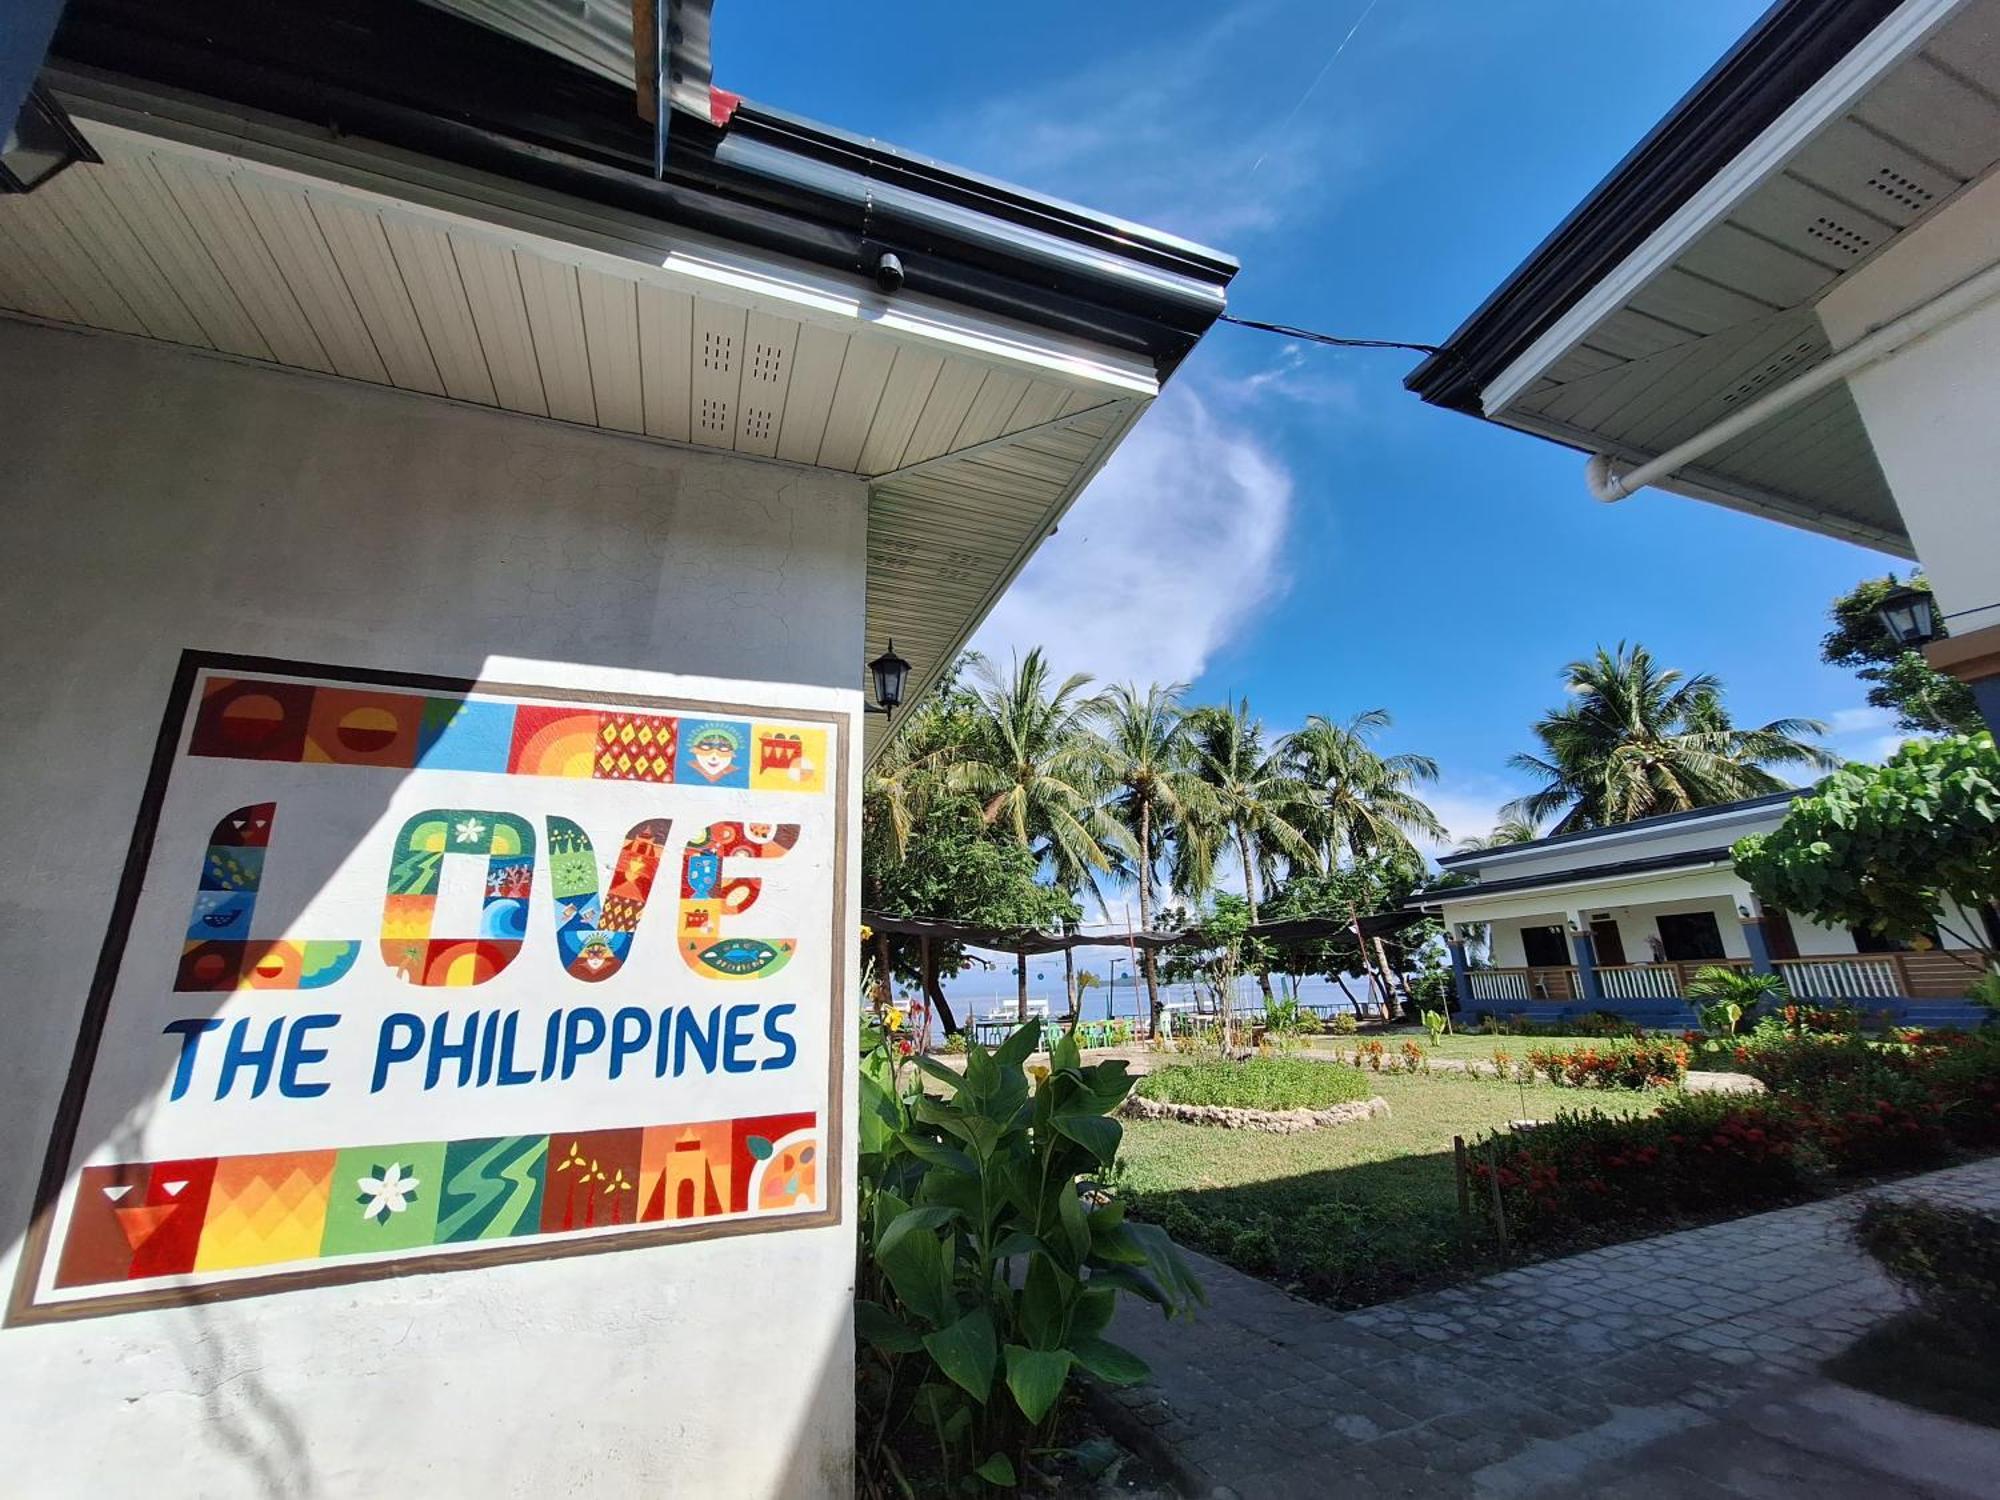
(1072, 1286, 1116, 1337)
(1055, 1178, 1091, 1270)
(973, 1453, 1016, 1487)
(994, 1017, 1044, 1069)
(1050, 1028, 1081, 1074)
(1004, 1344, 1073, 1423)
(855, 1299, 924, 1354)
(1069, 1334, 1150, 1385)
(1019, 1253, 1071, 1349)
(1053, 1112, 1123, 1164)
(878, 1219, 950, 1326)
(877, 1205, 957, 1259)
(898, 1132, 976, 1177)
(923, 1308, 998, 1403)
(912, 1054, 964, 1092)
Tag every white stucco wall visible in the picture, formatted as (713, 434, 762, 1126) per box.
(0, 320, 865, 1498)
(1821, 168, 2000, 635)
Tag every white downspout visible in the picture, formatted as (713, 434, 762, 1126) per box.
(1586, 256, 2000, 502)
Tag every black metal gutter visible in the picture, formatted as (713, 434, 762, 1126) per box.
(1433, 789, 1802, 869)
(48, 0, 1235, 376)
(1405, 0, 1903, 414)
(1407, 846, 1738, 908)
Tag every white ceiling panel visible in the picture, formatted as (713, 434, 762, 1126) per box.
(515, 254, 596, 425)
(34, 169, 211, 347)
(690, 297, 747, 447)
(577, 268, 643, 434)
(235, 180, 389, 383)
(309, 198, 446, 395)
(734, 310, 798, 457)
(636, 282, 694, 442)
(449, 231, 547, 415)
(378, 217, 496, 404)
(0, 192, 144, 336)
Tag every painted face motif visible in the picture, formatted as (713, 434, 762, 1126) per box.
(690, 731, 738, 782)
(578, 938, 615, 974)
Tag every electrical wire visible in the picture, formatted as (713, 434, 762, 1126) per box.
(1217, 312, 1447, 359)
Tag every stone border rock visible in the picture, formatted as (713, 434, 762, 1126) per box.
(1121, 1093, 1390, 1133)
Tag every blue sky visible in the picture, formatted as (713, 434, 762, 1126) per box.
(723, 0, 1909, 853)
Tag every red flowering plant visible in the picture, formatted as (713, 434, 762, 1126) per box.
(1469, 1093, 1808, 1246)
(1922, 1029, 2000, 1147)
(1526, 1037, 1690, 1090)
(1805, 1070, 1952, 1173)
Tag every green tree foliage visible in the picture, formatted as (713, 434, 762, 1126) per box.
(1507, 641, 1835, 833)
(1259, 858, 1437, 1008)
(1734, 733, 2000, 969)
(1281, 709, 1446, 863)
(1822, 574, 1982, 736)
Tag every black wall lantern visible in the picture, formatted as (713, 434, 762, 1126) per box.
(1875, 583, 1939, 650)
(2, 87, 99, 196)
(867, 641, 911, 720)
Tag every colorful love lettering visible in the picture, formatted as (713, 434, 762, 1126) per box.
(379, 810, 535, 986)
(677, 822, 801, 980)
(545, 817, 675, 981)
(175, 803, 361, 992)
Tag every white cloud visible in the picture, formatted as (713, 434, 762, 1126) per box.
(970, 383, 1293, 687)
(916, 4, 1373, 247)
(1820, 704, 1920, 766)
(1418, 772, 1538, 860)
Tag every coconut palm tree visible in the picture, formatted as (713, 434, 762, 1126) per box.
(1453, 814, 1548, 853)
(1091, 682, 1217, 1037)
(1282, 709, 1447, 865)
(951, 649, 1132, 1016)
(1182, 699, 1317, 1004)
(1505, 642, 1837, 834)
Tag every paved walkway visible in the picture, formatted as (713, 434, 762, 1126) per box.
(1098, 1158, 2000, 1498)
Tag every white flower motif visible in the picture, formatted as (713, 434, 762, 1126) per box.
(453, 816, 487, 846)
(357, 1163, 420, 1223)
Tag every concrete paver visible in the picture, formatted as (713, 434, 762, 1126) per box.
(1097, 1158, 2000, 1498)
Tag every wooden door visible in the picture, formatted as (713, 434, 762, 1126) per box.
(1589, 918, 1627, 967)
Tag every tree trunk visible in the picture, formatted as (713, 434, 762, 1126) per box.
(1063, 943, 1079, 1027)
(1237, 823, 1275, 1006)
(1016, 951, 1029, 1021)
(874, 933, 894, 1008)
(920, 937, 960, 1036)
(1138, 798, 1164, 1040)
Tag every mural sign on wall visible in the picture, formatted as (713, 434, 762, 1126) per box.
(10, 653, 846, 1323)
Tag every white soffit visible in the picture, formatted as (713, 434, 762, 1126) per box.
(0, 110, 1163, 766)
(1479, 0, 1968, 416)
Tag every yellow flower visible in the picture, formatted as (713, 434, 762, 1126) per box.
(860, 924, 874, 942)
(885, 1006, 906, 1031)
(1028, 1063, 1050, 1084)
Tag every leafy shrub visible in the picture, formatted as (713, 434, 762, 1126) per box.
(1135, 1056, 1372, 1111)
(1686, 966, 1785, 1036)
(1328, 1012, 1360, 1036)
(1915, 1029, 2000, 1147)
(1471, 1094, 1809, 1246)
(857, 1019, 1202, 1490)
(1732, 1028, 1879, 1095)
(1527, 1038, 1690, 1089)
(1806, 1071, 1952, 1173)
(1855, 1200, 2000, 1343)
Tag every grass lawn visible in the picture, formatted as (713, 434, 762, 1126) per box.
(1301, 1032, 1603, 1065)
(1115, 1069, 1649, 1309)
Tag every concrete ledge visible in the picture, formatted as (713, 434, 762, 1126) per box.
(1122, 1093, 1390, 1133)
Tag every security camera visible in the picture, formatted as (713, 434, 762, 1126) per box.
(873, 251, 905, 294)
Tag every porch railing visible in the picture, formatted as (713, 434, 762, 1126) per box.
(1467, 950, 1986, 1006)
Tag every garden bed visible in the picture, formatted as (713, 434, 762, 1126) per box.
(1133, 1055, 1374, 1112)
(1123, 1091, 1389, 1133)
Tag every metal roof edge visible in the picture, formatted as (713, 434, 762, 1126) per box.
(1433, 788, 1803, 869)
(1410, 847, 1739, 907)
(48, 0, 1235, 376)
(1405, 0, 1904, 413)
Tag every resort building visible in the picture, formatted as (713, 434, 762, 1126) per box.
(0, 2, 1233, 1493)
(1418, 791, 1996, 1029)
(1408, 0, 2000, 734)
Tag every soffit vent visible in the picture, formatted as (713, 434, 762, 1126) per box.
(1719, 337, 1823, 406)
(1865, 165, 1935, 215)
(1805, 213, 1873, 258)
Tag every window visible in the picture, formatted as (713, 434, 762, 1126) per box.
(1520, 925, 1571, 968)
(1655, 911, 1725, 962)
(1849, 923, 1938, 953)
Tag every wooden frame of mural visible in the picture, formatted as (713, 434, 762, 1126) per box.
(9, 651, 850, 1324)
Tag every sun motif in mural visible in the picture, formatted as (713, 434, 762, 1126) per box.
(357, 1163, 421, 1224)
(452, 816, 487, 846)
